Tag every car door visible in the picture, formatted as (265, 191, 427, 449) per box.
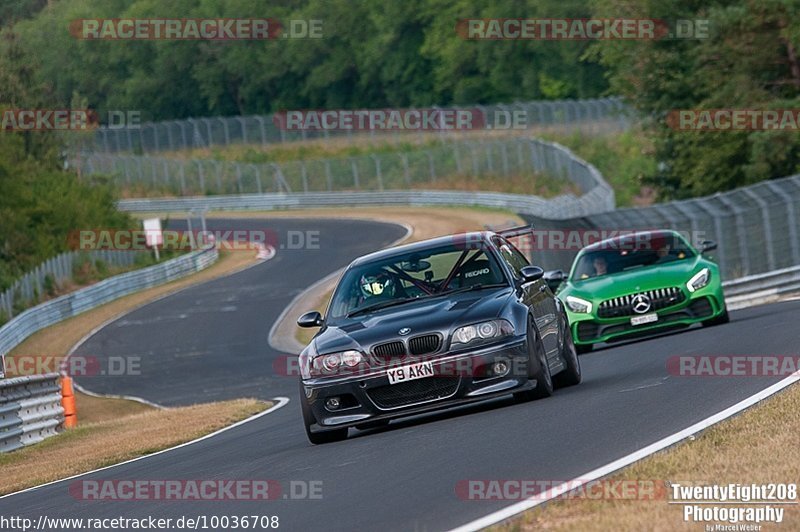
(492, 237, 560, 358)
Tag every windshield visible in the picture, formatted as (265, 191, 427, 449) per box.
(328, 242, 507, 319)
(571, 232, 695, 281)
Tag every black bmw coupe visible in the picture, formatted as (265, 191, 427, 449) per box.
(296, 227, 581, 444)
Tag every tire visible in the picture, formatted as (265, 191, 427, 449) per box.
(300, 382, 348, 444)
(703, 307, 730, 327)
(553, 316, 581, 388)
(514, 320, 553, 402)
(576, 343, 593, 355)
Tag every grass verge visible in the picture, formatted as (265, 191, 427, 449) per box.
(495, 381, 800, 531)
(0, 398, 269, 495)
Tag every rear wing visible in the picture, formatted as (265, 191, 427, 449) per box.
(494, 224, 534, 240)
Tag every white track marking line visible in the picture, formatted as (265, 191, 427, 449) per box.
(449, 375, 800, 532)
(0, 397, 290, 500)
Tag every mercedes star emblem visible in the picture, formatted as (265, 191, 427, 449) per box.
(631, 294, 652, 314)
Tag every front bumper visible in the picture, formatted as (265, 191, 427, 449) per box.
(301, 336, 529, 431)
(567, 285, 726, 346)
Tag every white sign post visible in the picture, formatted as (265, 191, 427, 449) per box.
(143, 218, 163, 262)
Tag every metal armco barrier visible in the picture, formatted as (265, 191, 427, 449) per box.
(0, 249, 148, 321)
(0, 247, 219, 378)
(0, 373, 63, 453)
(118, 188, 610, 220)
(722, 265, 800, 310)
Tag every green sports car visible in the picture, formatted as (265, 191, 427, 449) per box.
(549, 230, 728, 353)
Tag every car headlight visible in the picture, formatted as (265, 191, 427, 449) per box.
(686, 268, 710, 293)
(311, 350, 364, 376)
(565, 295, 592, 314)
(452, 320, 514, 346)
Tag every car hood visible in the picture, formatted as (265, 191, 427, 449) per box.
(314, 287, 513, 354)
(562, 257, 703, 301)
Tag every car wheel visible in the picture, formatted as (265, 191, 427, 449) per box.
(514, 320, 553, 402)
(553, 317, 581, 388)
(703, 307, 730, 327)
(300, 382, 348, 444)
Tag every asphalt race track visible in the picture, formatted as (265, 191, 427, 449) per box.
(70, 217, 408, 405)
(1, 218, 798, 532)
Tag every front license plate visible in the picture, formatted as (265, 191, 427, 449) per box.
(630, 313, 658, 326)
(387, 361, 434, 385)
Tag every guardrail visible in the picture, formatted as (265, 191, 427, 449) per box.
(117, 189, 610, 220)
(0, 247, 219, 379)
(722, 265, 800, 310)
(0, 373, 63, 453)
(1, 249, 148, 321)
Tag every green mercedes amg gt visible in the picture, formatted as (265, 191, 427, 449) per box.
(549, 230, 728, 353)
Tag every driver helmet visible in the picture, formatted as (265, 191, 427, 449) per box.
(359, 271, 394, 298)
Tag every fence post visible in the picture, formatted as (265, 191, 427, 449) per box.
(351, 159, 360, 189)
(179, 163, 186, 195)
(254, 116, 267, 147)
(252, 164, 263, 194)
(500, 142, 509, 176)
(741, 188, 775, 271)
(400, 154, 410, 186)
(220, 118, 230, 145)
(214, 161, 223, 193)
(765, 181, 800, 266)
(237, 117, 247, 145)
(195, 160, 206, 192)
(325, 160, 333, 191)
(372, 155, 383, 191)
(427, 151, 436, 182)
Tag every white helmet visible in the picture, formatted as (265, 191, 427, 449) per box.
(359, 272, 394, 298)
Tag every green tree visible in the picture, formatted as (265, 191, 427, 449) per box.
(591, 0, 800, 198)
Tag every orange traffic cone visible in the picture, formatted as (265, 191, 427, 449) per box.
(61, 376, 78, 428)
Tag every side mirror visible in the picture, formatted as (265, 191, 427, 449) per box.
(544, 269, 566, 291)
(700, 240, 717, 253)
(520, 265, 544, 282)
(297, 311, 324, 328)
